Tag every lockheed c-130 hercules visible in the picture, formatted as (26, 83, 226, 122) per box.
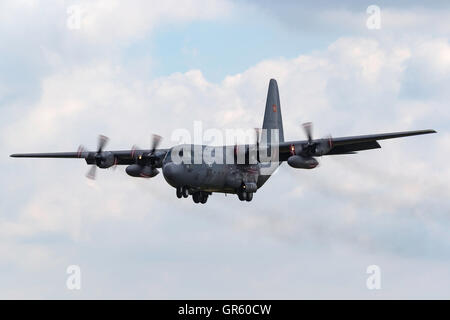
(11, 79, 436, 204)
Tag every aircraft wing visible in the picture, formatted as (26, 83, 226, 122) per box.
(10, 149, 169, 166)
(326, 129, 436, 155)
(279, 129, 436, 159)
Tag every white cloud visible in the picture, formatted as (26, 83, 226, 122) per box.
(74, 0, 232, 44)
(248, 2, 450, 37)
(0, 0, 232, 41)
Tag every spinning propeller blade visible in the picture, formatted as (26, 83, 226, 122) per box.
(302, 122, 313, 144)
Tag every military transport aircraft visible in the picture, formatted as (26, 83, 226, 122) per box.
(11, 79, 436, 204)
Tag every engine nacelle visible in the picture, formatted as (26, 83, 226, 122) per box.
(287, 155, 318, 169)
(126, 164, 159, 178)
(96, 151, 116, 168)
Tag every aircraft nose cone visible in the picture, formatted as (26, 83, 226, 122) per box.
(162, 163, 183, 187)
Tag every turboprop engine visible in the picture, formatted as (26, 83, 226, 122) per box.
(286, 122, 333, 169)
(125, 134, 163, 178)
(82, 135, 118, 179)
(94, 151, 116, 168)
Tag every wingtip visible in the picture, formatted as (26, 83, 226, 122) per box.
(419, 129, 437, 134)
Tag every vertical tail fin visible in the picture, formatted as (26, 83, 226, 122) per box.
(262, 79, 284, 144)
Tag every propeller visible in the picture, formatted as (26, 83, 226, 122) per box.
(301, 122, 317, 155)
(86, 165, 97, 180)
(85, 135, 115, 180)
(97, 135, 109, 153)
(77, 145, 86, 158)
(303, 122, 313, 144)
(300, 122, 333, 157)
(150, 134, 162, 156)
(130, 134, 163, 174)
(131, 144, 140, 159)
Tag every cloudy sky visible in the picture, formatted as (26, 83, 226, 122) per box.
(0, 0, 449, 299)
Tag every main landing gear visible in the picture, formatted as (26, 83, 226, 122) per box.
(176, 186, 210, 204)
(192, 192, 209, 204)
(176, 186, 189, 199)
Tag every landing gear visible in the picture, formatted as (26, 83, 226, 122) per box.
(200, 193, 208, 204)
(192, 191, 209, 204)
(176, 186, 190, 199)
(237, 191, 254, 202)
(176, 187, 210, 204)
(182, 186, 189, 198)
(193, 192, 200, 203)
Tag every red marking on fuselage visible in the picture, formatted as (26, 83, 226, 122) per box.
(272, 104, 277, 112)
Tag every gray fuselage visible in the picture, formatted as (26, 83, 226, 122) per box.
(162, 144, 276, 194)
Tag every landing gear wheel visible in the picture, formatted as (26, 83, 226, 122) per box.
(176, 187, 182, 199)
(238, 191, 245, 201)
(245, 192, 253, 202)
(200, 193, 208, 204)
(182, 186, 189, 198)
(193, 192, 200, 203)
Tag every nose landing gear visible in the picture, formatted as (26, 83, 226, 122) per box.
(237, 190, 254, 202)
